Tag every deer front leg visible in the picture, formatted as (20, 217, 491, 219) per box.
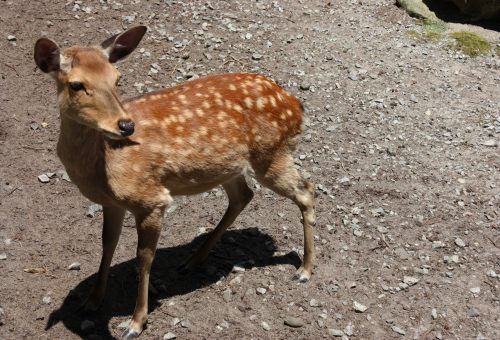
(83, 205, 125, 312)
(122, 206, 164, 340)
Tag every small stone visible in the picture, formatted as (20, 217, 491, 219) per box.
(431, 308, 438, 320)
(261, 321, 270, 331)
(309, 298, 320, 307)
(256, 287, 267, 295)
(284, 316, 304, 328)
(0, 306, 4, 325)
(232, 265, 245, 273)
(486, 270, 497, 278)
(223, 288, 232, 302)
(42, 296, 52, 304)
(30, 122, 39, 130)
(328, 329, 344, 337)
(348, 73, 358, 81)
(163, 332, 176, 340)
(455, 238, 466, 247)
(344, 323, 354, 336)
(86, 204, 102, 218)
(80, 319, 95, 333)
(481, 140, 497, 147)
(251, 53, 262, 61)
(117, 321, 129, 329)
(353, 301, 368, 313)
(0, 253, 6, 260)
(410, 95, 418, 103)
(467, 307, 480, 317)
(7, 35, 16, 41)
(470, 287, 480, 294)
(180, 319, 191, 328)
(403, 276, 419, 286)
(229, 275, 242, 285)
(68, 262, 81, 270)
(299, 83, 311, 91)
(171, 318, 181, 326)
(38, 174, 50, 183)
(391, 325, 405, 335)
(432, 241, 444, 249)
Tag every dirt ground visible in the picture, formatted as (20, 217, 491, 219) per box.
(0, 1, 499, 339)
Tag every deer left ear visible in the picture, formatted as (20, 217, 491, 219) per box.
(101, 26, 147, 63)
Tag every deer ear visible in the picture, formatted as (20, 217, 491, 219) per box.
(101, 26, 147, 63)
(34, 38, 60, 73)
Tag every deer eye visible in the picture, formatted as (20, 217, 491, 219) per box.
(69, 82, 85, 92)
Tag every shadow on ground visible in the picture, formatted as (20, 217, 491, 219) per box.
(423, 0, 500, 31)
(46, 228, 300, 339)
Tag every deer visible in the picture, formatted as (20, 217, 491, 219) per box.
(34, 26, 315, 339)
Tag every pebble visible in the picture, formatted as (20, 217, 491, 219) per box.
(229, 275, 242, 286)
(251, 53, 262, 60)
(0, 253, 6, 260)
(410, 94, 418, 103)
(117, 321, 129, 329)
(300, 83, 311, 91)
(470, 287, 480, 294)
(7, 35, 16, 41)
(432, 241, 444, 249)
(0, 306, 4, 325)
(38, 174, 50, 183)
(403, 276, 419, 286)
(309, 298, 320, 307)
(223, 288, 232, 302)
(86, 204, 102, 218)
(454, 238, 465, 247)
(284, 316, 304, 328)
(80, 319, 95, 333)
(481, 140, 497, 147)
(42, 296, 52, 304)
(68, 262, 81, 270)
(344, 322, 354, 336)
(431, 308, 438, 320)
(180, 319, 191, 328)
(256, 287, 267, 295)
(391, 325, 406, 335)
(467, 307, 480, 317)
(328, 329, 344, 337)
(163, 332, 176, 340)
(353, 301, 368, 313)
(261, 321, 270, 331)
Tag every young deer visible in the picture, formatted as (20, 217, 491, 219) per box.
(34, 26, 315, 339)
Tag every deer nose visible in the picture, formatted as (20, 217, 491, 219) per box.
(118, 119, 135, 137)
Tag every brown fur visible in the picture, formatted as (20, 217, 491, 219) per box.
(36, 30, 315, 339)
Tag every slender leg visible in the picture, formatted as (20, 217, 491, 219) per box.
(83, 205, 125, 311)
(179, 175, 254, 271)
(123, 206, 164, 340)
(253, 150, 316, 282)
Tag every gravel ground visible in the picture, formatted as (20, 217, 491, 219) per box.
(0, 1, 499, 339)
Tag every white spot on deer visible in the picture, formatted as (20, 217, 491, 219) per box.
(195, 83, 203, 89)
(217, 111, 227, 120)
(215, 98, 223, 107)
(149, 143, 163, 153)
(233, 104, 243, 112)
(256, 97, 268, 110)
(202, 101, 211, 109)
(228, 84, 237, 91)
(269, 96, 277, 108)
(178, 115, 186, 124)
(183, 110, 193, 119)
(174, 137, 184, 145)
(196, 108, 205, 117)
(244, 97, 253, 109)
(178, 94, 187, 105)
(176, 126, 184, 133)
(280, 113, 286, 120)
(140, 120, 155, 127)
(225, 100, 233, 110)
(199, 126, 208, 136)
(137, 98, 147, 104)
(286, 109, 293, 117)
(219, 121, 228, 128)
(242, 88, 249, 95)
(214, 92, 222, 98)
(271, 121, 278, 128)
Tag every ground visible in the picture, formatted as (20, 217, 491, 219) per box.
(0, 1, 499, 339)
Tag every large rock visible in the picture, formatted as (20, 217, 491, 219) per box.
(397, 0, 439, 21)
(444, 0, 500, 20)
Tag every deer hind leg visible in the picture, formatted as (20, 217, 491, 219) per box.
(82, 205, 125, 312)
(123, 206, 164, 340)
(179, 175, 254, 272)
(252, 149, 316, 282)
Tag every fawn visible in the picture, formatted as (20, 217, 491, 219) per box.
(34, 26, 315, 339)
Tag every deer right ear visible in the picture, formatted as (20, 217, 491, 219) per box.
(34, 38, 60, 73)
(101, 26, 147, 63)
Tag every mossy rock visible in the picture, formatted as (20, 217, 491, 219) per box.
(397, 0, 439, 21)
(449, 31, 491, 57)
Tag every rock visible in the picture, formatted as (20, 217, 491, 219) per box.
(299, 83, 311, 91)
(432, 241, 444, 249)
(309, 298, 320, 307)
(455, 238, 466, 247)
(180, 319, 191, 328)
(391, 325, 406, 335)
(344, 322, 354, 336)
(284, 316, 304, 328)
(86, 204, 102, 218)
(223, 288, 232, 302)
(261, 321, 270, 331)
(353, 301, 368, 313)
(163, 332, 176, 340)
(117, 321, 129, 329)
(481, 140, 497, 147)
(42, 296, 52, 304)
(251, 53, 262, 61)
(431, 308, 438, 320)
(328, 329, 344, 337)
(396, 0, 439, 21)
(256, 287, 267, 295)
(467, 307, 480, 317)
(0, 306, 5, 325)
(38, 174, 50, 183)
(403, 276, 419, 286)
(0, 253, 6, 260)
(470, 287, 480, 294)
(68, 262, 81, 270)
(7, 35, 16, 41)
(80, 319, 95, 333)
(229, 275, 242, 286)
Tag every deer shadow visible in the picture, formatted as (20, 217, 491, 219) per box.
(46, 227, 301, 339)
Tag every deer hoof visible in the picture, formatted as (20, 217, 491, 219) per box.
(292, 266, 311, 283)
